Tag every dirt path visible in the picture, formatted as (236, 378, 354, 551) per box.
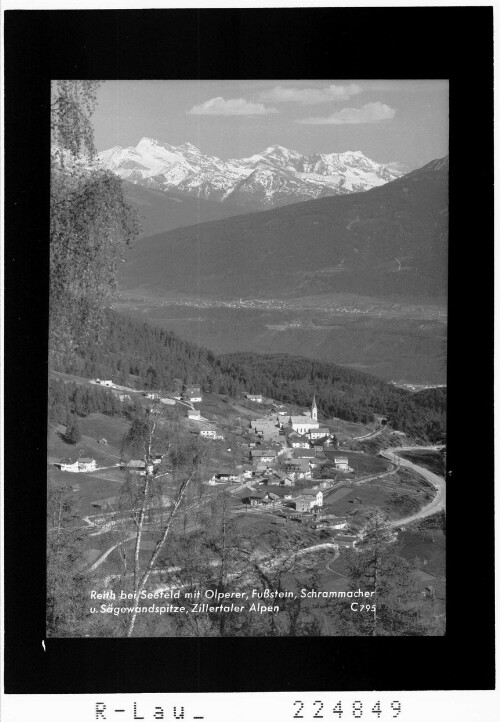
(352, 426, 384, 441)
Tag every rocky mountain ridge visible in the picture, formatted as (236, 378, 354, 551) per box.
(99, 138, 403, 210)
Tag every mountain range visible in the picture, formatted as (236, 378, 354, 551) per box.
(99, 137, 403, 211)
(119, 155, 448, 300)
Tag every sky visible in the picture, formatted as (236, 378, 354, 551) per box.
(93, 80, 448, 171)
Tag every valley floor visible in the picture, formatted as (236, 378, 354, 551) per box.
(113, 293, 447, 385)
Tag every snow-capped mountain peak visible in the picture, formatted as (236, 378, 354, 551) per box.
(98, 138, 403, 210)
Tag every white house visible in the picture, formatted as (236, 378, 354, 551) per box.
(200, 428, 217, 439)
(334, 457, 350, 471)
(183, 386, 202, 403)
(115, 392, 131, 402)
(126, 459, 146, 475)
(246, 394, 264, 403)
(251, 449, 277, 463)
(188, 410, 202, 421)
(57, 458, 79, 473)
(309, 427, 330, 440)
(210, 472, 240, 484)
(97, 379, 113, 387)
(144, 391, 160, 400)
(78, 458, 96, 472)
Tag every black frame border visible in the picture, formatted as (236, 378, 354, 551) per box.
(4, 7, 494, 694)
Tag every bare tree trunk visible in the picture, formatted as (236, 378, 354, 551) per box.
(132, 416, 156, 592)
(126, 468, 197, 638)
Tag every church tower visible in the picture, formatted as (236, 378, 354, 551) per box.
(311, 394, 318, 422)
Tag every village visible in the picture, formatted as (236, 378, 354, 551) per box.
(49, 375, 443, 572)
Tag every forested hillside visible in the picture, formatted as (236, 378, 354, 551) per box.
(50, 308, 445, 441)
(120, 155, 448, 299)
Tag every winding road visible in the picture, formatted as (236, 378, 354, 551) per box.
(380, 446, 445, 528)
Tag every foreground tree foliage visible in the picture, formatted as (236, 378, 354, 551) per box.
(46, 487, 90, 636)
(334, 510, 443, 636)
(50, 80, 138, 364)
(48, 81, 138, 636)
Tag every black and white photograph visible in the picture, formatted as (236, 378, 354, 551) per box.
(4, 5, 494, 701)
(47, 78, 449, 638)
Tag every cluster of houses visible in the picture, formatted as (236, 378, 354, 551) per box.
(248, 396, 338, 451)
(205, 395, 353, 508)
(243, 484, 323, 512)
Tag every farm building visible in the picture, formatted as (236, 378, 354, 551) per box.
(188, 410, 202, 421)
(200, 427, 217, 439)
(243, 491, 265, 506)
(316, 516, 348, 530)
(57, 458, 79, 473)
(268, 470, 295, 487)
(96, 379, 113, 387)
(334, 457, 350, 471)
(182, 386, 202, 403)
(287, 431, 311, 449)
(126, 459, 147, 475)
(115, 392, 131, 402)
(246, 394, 264, 403)
(284, 459, 312, 480)
(301, 488, 323, 507)
(250, 449, 277, 463)
(210, 471, 241, 484)
(78, 458, 96, 472)
(309, 427, 330, 440)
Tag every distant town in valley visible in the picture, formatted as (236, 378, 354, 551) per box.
(48, 79, 447, 637)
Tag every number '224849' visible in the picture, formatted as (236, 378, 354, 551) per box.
(293, 700, 402, 719)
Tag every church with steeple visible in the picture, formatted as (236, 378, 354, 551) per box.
(287, 395, 320, 435)
(311, 394, 318, 422)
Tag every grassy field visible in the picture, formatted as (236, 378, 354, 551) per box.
(324, 450, 390, 474)
(47, 417, 127, 466)
(327, 420, 374, 440)
(323, 468, 435, 525)
(397, 449, 446, 476)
